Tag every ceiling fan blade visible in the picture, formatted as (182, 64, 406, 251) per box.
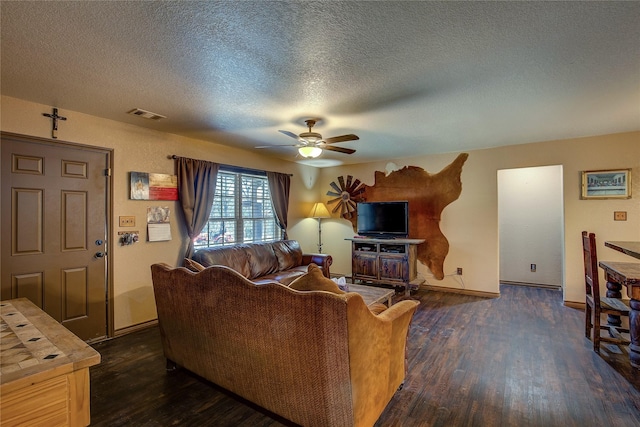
(324, 134, 359, 144)
(324, 145, 356, 155)
(255, 144, 298, 149)
(278, 130, 300, 140)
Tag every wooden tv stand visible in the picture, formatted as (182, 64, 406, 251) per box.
(346, 238, 425, 295)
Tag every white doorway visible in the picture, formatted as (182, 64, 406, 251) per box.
(498, 165, 564, 289)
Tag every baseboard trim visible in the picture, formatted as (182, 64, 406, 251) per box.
(114, 319, 158, 338)
(500, 280, 561, 290)
(421, 285, 499, 299)
(564, 301, 585, 310)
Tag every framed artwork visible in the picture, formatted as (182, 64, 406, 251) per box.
(130, 172, 178, 200)
(581, 169, 632, 199)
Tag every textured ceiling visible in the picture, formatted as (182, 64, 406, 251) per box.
(2, 1, 639, 167)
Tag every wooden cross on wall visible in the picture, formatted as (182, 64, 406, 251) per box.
(42, 108, 67, 139)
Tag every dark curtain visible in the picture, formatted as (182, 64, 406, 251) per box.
(177, 157, 220, 258)
(267, 172, 290, 240)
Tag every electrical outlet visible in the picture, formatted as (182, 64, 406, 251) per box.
(614, 211, 627, 221)
(119, 216, 135, 227)
(531, 264, 537, 272)
(456, 267, 463, 275)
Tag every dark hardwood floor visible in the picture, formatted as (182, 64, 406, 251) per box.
(89, 284, 640, 426)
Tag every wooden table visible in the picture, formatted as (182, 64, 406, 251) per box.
(348, 283, 395, 307)
(605, 241, 640, 260)
(0, 298, 101, 426)
(600, 240, 640, 368)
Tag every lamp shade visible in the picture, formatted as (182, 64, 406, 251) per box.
(298, 146, 322, 158)
(309, 202, 331, 218)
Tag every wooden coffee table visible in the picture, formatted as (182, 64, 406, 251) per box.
(348, 283, 395, 307)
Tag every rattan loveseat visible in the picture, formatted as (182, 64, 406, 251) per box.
(150, 263, 419, 427)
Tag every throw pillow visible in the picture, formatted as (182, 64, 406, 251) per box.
(288, 263, 345, 294)
(184, 258, 206, 272)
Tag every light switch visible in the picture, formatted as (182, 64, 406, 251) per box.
(119, 216, 135, 227)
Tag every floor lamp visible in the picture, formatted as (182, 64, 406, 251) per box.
(309, 202, 331, 253)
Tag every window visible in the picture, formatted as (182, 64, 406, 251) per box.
(193, 170, 280, 248)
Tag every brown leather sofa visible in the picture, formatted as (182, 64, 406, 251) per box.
(151, 263, 419, 427)
(190, 240, 332, 285)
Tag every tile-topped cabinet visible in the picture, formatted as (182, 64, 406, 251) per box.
(0, 298, 101, 426)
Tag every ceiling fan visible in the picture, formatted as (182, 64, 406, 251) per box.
(256, 119, 360, 158)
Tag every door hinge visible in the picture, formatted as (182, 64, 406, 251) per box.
(104, 168, 112, 176)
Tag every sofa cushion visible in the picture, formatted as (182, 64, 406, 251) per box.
(272, 240, 303, 271)
(289, 264, 345, 294)
(192, 245, 252, 278)
(184, 258, 206, 272)
(258, 265, 308, 286)
(244, 242, 280, 279)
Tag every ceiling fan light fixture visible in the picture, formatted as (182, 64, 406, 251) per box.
(273, 118, 358, 157)
(299, 132, 323, 144)
(298, 146, 323, 158)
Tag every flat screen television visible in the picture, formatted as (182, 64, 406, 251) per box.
(356, 201, 409, 238)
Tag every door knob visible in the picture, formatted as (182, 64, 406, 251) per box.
(95, 252, 105, 258)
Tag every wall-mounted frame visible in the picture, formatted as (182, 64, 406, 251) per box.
(130, 171, 178, 200)
(581, 169, 632, 199)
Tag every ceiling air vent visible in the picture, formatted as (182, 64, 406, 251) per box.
(127, 108, 166, 120)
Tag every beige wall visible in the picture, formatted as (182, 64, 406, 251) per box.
(317, 132, 639, 303)
(2, 95, 639, 332)
(1, 95, 322, 331)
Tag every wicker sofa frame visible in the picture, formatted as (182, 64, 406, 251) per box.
(150, 263, 419, 427)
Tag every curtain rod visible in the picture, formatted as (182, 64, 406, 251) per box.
(169, 155, 293, 176)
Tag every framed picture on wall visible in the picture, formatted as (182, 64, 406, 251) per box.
(581, 169, 632, 199)
(130, 171, 178, 200)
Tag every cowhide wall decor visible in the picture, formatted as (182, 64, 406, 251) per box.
(346, 153, 469, 280)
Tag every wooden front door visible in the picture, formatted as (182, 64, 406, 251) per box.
(1, 133, 111, 341)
